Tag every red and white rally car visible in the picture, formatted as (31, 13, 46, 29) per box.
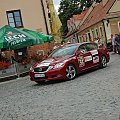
(29, 42, 110, 83)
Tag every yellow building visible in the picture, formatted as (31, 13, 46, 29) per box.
(65, 0, 120, 45)
(77, 0, 120, 45)
(47, 0, 62, 44)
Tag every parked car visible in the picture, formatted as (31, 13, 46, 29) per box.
(29, 42, 110, 84)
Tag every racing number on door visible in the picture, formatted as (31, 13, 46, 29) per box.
(77, 55, 85, 67)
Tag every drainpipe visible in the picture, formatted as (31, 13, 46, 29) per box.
(40, 0, 49, 34)
(102, 20, 107, 46)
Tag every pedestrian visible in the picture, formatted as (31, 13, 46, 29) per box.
(61, 41, 65, 47)
(96, 37, 103, 48)
(115, 34, 120, 54)
(89, 38, 94, 43)
(111, 34, 116, 53)
(53, 43, 59, 50)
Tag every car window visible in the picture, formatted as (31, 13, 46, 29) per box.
(48, 45, 77, 57)
(77, 44, 87, 53)
(86, 43, 98, 51)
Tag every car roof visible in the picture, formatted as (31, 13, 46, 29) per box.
(64, 42, 91, 47)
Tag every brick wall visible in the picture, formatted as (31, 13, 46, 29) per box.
(28, 42, 54, 61)
(2, 41, 54, 63)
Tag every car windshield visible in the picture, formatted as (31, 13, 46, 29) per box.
(49, 45, 77, 57)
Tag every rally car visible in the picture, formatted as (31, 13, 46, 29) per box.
(29, 42, 110, 83)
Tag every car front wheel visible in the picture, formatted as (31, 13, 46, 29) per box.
(66, 64, 76, 80)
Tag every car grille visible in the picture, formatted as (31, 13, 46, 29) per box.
(34, 66, 49, 72)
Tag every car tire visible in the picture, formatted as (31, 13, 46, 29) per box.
(100, 56, 107, 68)
(66, 64, 76, 80)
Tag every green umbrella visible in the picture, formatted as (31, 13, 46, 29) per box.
(0, 25, 40, 50)
(23, 29, 54, 42)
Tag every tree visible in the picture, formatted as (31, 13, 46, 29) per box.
(58, 0, 102, 37)
(96, 0, 102, 3)
(58, 0, 83, 37)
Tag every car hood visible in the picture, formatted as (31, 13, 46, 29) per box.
(33, 56, 72, 68)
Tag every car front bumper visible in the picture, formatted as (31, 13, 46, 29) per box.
(29, 67, 66, 81)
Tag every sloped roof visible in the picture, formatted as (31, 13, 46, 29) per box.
(65, 29, 78, 38)
(79, 0, 116, 32)
(73, 8, 90, 20)
(66, 8, 90, 38)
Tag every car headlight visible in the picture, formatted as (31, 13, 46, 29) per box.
(30, 67, 34, 72)
(47, 66, 54, 71)
(54, 63, 65, 69)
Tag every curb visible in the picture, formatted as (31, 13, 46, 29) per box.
(0, 72, 29, 83)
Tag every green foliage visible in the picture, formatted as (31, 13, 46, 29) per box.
(58, 0, 83, 37)
(58, 0, 102, 37)
(96, 0, 102, 3)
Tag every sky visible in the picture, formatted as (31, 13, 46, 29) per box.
(53, 0, 61, 13)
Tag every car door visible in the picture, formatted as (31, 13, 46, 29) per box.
(87, 43, 100, 67)
(90, 43, 100, 66)
(76, 44, 93, 71)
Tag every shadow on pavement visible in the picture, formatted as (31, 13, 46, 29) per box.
(33, 79, 68, 86)
(32, 67, 105, 87)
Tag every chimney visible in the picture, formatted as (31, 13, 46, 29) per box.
(103, 0, 109, 6)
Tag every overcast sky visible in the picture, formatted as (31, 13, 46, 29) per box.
(53, 0, 61, 13)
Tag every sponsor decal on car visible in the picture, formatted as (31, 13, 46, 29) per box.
(91, 50, 98, 55)
(93, 56, 99, 63)
(77, 55, 85, 67)
(84, 56, 92, 62)
(36, 63, 50, 67)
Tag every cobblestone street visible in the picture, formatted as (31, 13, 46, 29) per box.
(0, 53, 120, 120)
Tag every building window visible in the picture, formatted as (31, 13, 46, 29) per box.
(79, 36, 82, 43)
(95, 28, 99, 38)
(99, 27, 103, 37)
(118, 22, 120, 33)
(92, 30, 95, 38)
(36, 50, 44, 56)
(87, 32, 91, 41)
(6, 10, 23, 28)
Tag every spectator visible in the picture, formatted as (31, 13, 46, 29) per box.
(61, 41, 65, 47)
(115, 34, 120, 54)
(0, 53, 3, 61)
(53, 43, 59, 50)
(111, 34, 116, 53)
(0, 52, 5, 62)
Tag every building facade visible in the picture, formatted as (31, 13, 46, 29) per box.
(0, 0, 56, 79)
(78, 0, 120, 45)
(65, 0, 120, 46)
(0, 0, 51, 34)
(0, 0, 56, 60)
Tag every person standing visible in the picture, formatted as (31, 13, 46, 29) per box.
(115, 34, 120, 54)
(111, 34, 116, 53)
(53, 43, 59, 50)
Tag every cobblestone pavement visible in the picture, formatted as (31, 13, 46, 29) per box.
(0, 53, 120, 120)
